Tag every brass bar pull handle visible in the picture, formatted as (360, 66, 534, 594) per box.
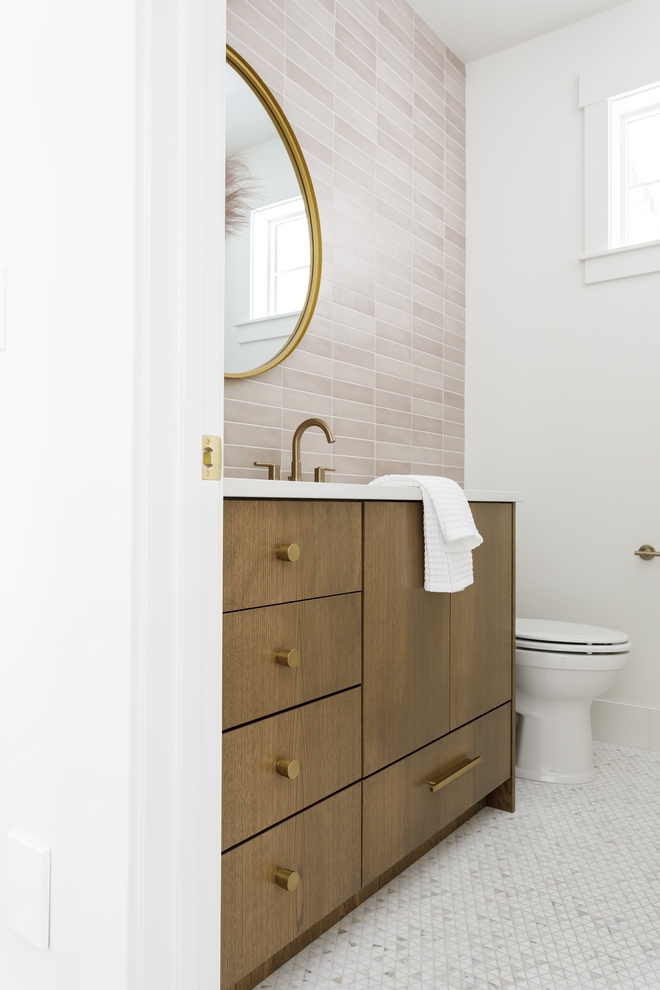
(276, 758, 300, 779)
(276, 543, 300, 561)
(275, 868, 300, 892)
(635, 544, 660, 560)
(276, 648, 300, 668)
(425, 756, 482, 793)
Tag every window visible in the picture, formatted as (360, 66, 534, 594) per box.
(610, 85, 660, 248)
(579, 55, 660, 283)
(250, 197, 310, 319)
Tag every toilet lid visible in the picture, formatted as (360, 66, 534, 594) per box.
(516, 618, 631, 655)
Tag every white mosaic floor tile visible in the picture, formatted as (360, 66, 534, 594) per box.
(254, 743, 660, 990)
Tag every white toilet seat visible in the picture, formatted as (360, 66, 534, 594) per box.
(516, 618, 630, 655)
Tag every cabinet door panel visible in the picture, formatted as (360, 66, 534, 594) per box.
(450, 503, 513, 728)
(363, 501, 450, 776)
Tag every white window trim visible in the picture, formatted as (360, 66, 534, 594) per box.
(579, 53, 660, 284)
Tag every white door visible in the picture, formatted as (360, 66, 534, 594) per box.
(129, 1, 225, 987)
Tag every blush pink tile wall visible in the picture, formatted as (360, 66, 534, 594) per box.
(226, 0, 466, 484)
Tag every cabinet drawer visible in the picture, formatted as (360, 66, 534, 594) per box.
(222, 688, 361, 850)
(223, 499, 362, 611)
(362, 703, 511, 885)
(223, 593, 361, 729)
(221, 783, 361, 989)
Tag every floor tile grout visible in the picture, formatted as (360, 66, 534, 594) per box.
(256, 742, 660, 989)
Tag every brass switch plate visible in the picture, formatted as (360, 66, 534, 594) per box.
(202, 435, 222, 480)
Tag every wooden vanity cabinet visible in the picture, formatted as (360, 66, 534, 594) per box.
(222, 497, 515, 990)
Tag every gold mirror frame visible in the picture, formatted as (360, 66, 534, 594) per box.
(225, 46, 322, 379)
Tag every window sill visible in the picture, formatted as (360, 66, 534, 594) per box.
(235, 312, 297, 344)
(579, 239, 660, 284)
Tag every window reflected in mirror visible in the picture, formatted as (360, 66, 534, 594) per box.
(251, 196, 309, 319)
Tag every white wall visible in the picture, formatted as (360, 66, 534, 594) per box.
(0, 2, 135, 985)
(465, 0, 660, 709)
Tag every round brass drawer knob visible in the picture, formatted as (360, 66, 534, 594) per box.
(276, 543, 300, 562)
(276, 758, 300, 779)
(276, 648, 301, 668)
(275, 868, 300, 892)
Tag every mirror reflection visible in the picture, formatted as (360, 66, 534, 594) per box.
(225, 53, 318, 377)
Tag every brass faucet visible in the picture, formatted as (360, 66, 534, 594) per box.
(289, 418, 336, 481)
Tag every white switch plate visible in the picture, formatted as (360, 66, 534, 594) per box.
(7, 832, 50, 950)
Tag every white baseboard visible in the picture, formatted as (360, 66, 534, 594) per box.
(591, 699, 660, 750)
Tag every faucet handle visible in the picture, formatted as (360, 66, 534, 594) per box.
(314, 466, 335, 483)
(254, 461, 281, 480)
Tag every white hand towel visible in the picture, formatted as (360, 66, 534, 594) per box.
(369, 475, 483, 592)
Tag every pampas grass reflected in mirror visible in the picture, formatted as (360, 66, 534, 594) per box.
(225, 153, 260, 239)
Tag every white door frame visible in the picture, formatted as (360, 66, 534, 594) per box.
(130, 0, 225, 986)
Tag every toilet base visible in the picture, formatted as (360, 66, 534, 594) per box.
(515, 693, 596, 783)
(515, 765, 597, 784)
(514, 630, 630, 786)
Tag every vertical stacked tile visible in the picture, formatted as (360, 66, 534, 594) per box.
(225, 0, 465, 485)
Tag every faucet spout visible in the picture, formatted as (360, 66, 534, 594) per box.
(290, 418, 336, 481)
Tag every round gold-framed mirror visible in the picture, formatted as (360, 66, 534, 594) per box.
(225, 46, 322, 378)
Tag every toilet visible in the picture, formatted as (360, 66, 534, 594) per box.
(515, 618, 631, 783)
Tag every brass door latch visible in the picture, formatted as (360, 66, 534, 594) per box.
(202, 435, 222, 480)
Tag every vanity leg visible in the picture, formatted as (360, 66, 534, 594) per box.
(486, 775, 514, 813)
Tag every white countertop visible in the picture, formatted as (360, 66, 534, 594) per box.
(223, 479, 521, 501)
